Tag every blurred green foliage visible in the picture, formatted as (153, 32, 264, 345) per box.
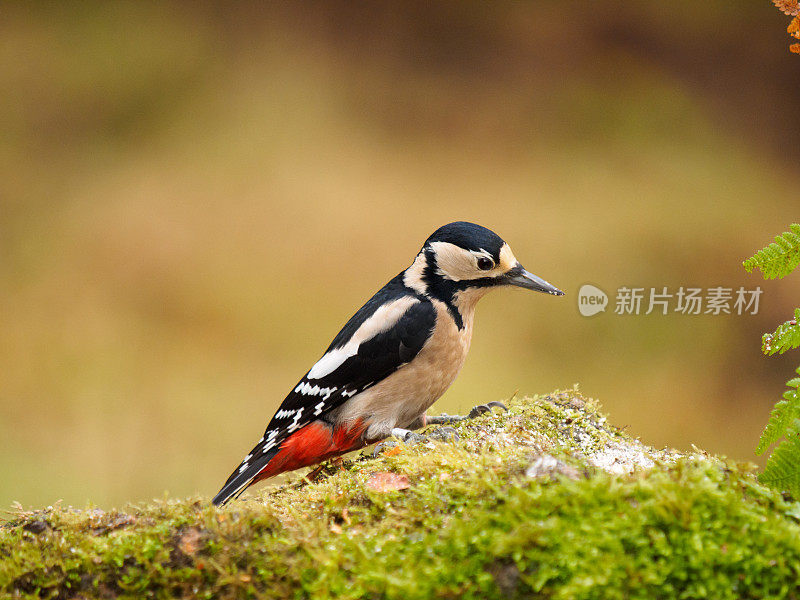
(1, 2, 799, 508)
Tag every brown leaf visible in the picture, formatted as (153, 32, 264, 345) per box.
(383, 445, 405, 457)
(365, 472, 410, 492)
(177, 527, 203, 556)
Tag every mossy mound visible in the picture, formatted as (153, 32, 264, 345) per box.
(3, 390, 800, 599)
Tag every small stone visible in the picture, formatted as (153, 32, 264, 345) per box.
(490, 562, 520, 596)
(568, 398, 585, 410)
(526, 454, 581, 480)
(22, 520, 49, 534)
(365, 472, 411, 492)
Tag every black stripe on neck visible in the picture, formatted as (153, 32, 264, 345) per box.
(419, 250, 467, 329)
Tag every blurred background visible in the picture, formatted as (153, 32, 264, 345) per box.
(2, 1, 799, 509)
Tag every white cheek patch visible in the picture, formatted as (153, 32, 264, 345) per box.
(306, 296, 420, 380)
(431, 241, 516, 281)
(430, 241, 483, 281)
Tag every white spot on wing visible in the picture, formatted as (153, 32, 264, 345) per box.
(286, 408, 304, 433)
(307, 296, 421, 379)
(294, 381, 337, 398)
(262, 429, 279, 452)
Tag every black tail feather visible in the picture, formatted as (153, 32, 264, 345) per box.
(212, 446, 280, 506)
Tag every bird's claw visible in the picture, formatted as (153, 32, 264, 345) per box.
(403, 432, 424, 444)
(391, 429, 425, 444)
(373, 426, 459, 457)
(425, 401, 508, 425)
(372, 404, 506, 457)
(467, 401, 508, 419)
(427, 426, 459, 442)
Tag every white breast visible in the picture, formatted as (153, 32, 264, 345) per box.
(337, 298, 476, 440)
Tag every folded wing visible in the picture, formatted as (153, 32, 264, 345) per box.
(212, 292, 435, 505)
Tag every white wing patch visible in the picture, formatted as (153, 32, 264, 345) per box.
(307, 296, 421, 379)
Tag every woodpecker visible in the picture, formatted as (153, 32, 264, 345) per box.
(212, 221, 563, 505)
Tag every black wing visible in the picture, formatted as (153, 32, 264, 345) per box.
(212, 286, 435, 505)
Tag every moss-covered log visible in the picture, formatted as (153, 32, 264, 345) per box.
(3, 390, 800, 599)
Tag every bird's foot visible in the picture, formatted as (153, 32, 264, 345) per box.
(304, 457, 345, 482)
(372, 426, 460, 456)
(371, 402, 506, 457)
(425, 401, 508, 425)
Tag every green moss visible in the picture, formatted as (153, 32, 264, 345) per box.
(3, 390, 800, 599)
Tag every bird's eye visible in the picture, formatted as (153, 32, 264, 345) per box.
(477, 257, 494, 271)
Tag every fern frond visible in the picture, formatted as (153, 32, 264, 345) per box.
(743, 224, 800, 279)
(774, 0, 800, 16)
(759, 420, 800, 497)
(762, 309, 800, 355)
(757, 367, 800, 454)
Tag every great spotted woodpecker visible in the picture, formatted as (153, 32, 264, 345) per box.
(212, 222, 563, 505)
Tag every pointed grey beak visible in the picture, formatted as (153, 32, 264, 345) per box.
(503, 265, 564, 296)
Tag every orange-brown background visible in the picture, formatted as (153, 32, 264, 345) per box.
(2, 2, 799, 508)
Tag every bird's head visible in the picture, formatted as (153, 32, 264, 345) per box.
(404, 222, 564, 309)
